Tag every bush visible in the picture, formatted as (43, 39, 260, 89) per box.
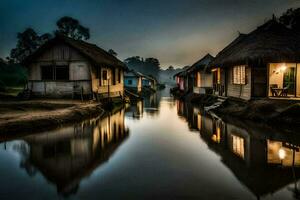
(0, 64, 27, 87)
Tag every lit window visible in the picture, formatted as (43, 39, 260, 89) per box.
(233, 65, 246, 85)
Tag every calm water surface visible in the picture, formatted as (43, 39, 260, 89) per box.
(1, 88, 300, 200)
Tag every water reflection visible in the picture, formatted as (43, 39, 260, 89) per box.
(13, 109, 129, 196)
(177, 100, 300, 199)
(126, 92, 162, 120)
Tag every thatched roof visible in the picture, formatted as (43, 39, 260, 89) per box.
(173, 66, 190, 78)
(211, 19, 300, 67)
(188, 53, 214, 73)
(23, 34, 125, 68)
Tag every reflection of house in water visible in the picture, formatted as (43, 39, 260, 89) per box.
(180, 104, 300, 198)
(200, 114, 300, 198)
(176, 100, 186, 120)
(20, 110, 129, 196)
(143, 93, 160, 116)
(125, 100, 144, 119)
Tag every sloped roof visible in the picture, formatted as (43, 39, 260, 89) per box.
(125, 69, 144, 77)
(143, 74, 156, 82)
(173, 66, 190, 78)
(188, 53, 215, 73)
(23, 34, 125, 68)
(211, 19, 300, 67)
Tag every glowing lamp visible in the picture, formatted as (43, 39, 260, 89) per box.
(278, 148, 286, 160)
(280, 64, 287, 72)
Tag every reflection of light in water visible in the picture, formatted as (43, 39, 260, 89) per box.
(211, 128, 221, 143)
(231, 134, 245, 159)
(197, 114, 201, 130)
(279, 148, 286, 160)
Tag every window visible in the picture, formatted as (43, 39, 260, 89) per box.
(233, 65, 246, 84)
(55, 65, 69, 80)
(103, 70, 108, 80)
(128, 80, 133, 85)
(41, 65, 69, 81)
(41, 65, 54, 80)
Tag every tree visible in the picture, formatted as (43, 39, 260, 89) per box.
(124, 56, 161, 79)
(279, 8, 300, 33)
(9, 28, 52, 63)
(108, 49, 117, 56)
(56, 16, 90, 40)
(167, 66, 175, 71)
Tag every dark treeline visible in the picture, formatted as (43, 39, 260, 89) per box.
(124, 56, 161, 79)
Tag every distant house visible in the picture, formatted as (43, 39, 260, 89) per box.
(22, 34, 125, 100)
(187, 54, 214, 95)
(174, 66, 190, 93)
(142, 75, 157, 90)
(124, 70, 143, 93)
(210, 19, 300, 100)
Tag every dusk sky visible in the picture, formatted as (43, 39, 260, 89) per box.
(0, 0, 299, 68)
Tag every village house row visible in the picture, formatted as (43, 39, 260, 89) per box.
(174, 19, 300, 100)
(22, 34, 156, 100)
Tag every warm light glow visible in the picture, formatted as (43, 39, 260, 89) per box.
(197, 113, 202, 130)
(280, 64, 287, 72)
(273, 63, 287, 74)
(212, 127, 221, 143)
(278, 148, 286, 160)
(232, 134, 244, 159)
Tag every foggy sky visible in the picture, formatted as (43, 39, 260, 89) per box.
(0, 0, 299, 68)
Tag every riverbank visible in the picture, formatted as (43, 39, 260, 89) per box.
(0, 100, 105, 137)
(211, 97, 300, 131)
(188, 94, 300, 132)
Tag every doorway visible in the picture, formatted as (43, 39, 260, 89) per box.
(283, 67, 296, 95)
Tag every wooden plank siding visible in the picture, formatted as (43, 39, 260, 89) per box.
(251, 67, 267, 98)
(27, 42, 124, 99)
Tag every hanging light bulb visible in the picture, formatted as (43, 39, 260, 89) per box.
(278, 148, 286, 160)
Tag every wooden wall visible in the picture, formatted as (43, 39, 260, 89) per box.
(201, 72, 213, 88)
(28, 43, 91, 81)
(27, 42, 124, 98)
(252, 67, 267, 97)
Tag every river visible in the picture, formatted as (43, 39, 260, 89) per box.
(0, 87, 299, 200)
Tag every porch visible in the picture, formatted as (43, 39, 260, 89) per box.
(268, 63, 300, 98)
(96, 83, 124, 99)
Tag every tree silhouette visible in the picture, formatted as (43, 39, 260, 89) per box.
(55, 16, 90, 40)
(124, 56, 160, 78)
(279, 8, 300, 33)
(9, 28, 52, 63)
